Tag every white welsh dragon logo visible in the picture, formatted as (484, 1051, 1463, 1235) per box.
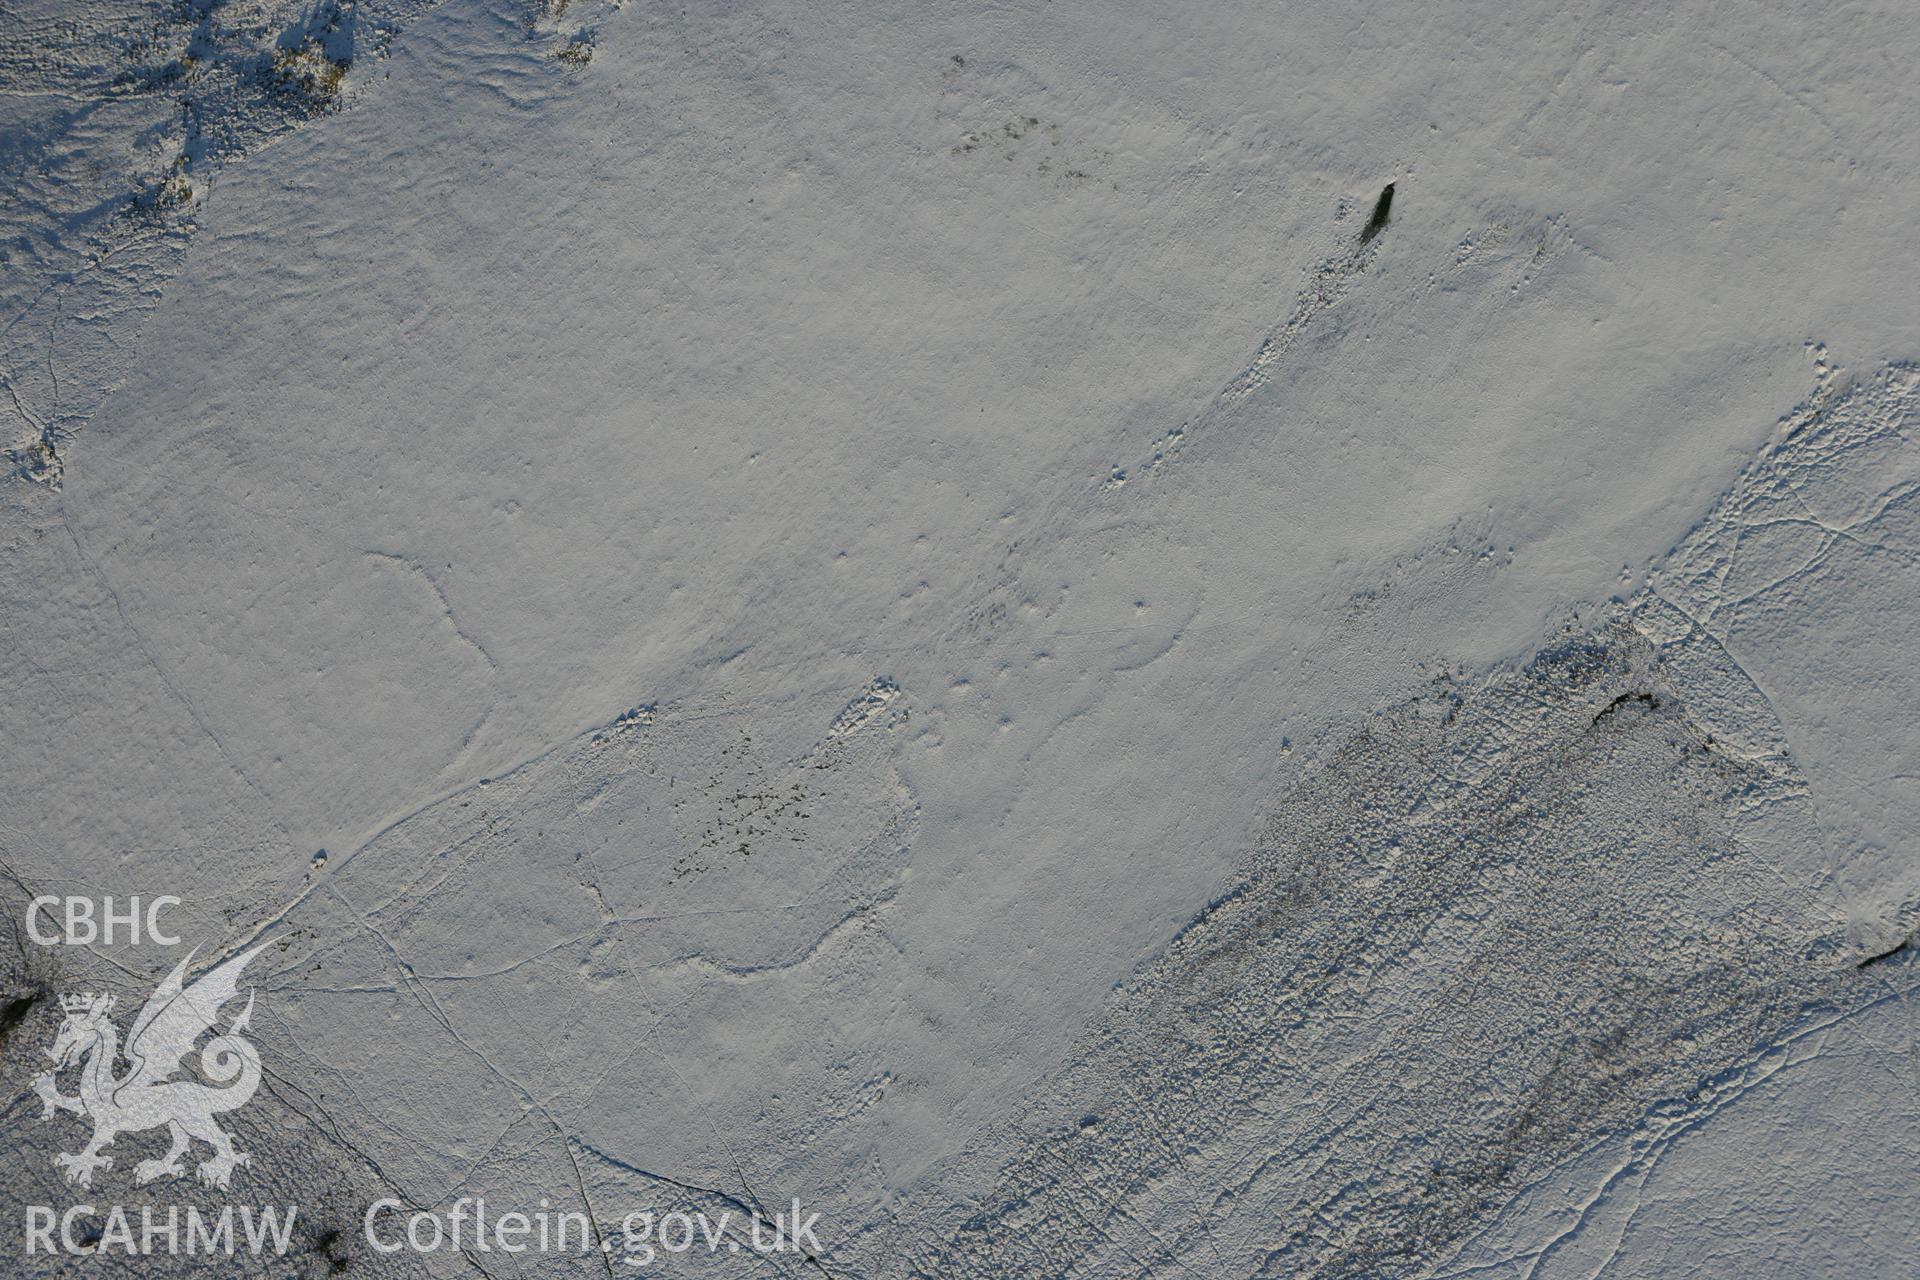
(31, 945, 266, 1190)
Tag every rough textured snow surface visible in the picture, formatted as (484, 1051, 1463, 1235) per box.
(2, 1, 1917, 1277)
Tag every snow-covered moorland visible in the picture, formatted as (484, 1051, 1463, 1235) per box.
(2, 1, 1916, 1275)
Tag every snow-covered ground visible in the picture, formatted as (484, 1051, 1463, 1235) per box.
(2, 1, 1916, 1275)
